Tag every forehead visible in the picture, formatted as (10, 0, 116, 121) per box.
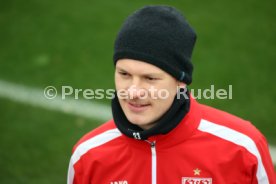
(116, 59, 165, 74)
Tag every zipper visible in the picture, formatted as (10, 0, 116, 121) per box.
(146, 141, 157, 184)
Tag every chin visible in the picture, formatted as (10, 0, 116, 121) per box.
(125, 113, 158, 129)
(121, 105, 156, 128)
(126, 115, 147, 126)
(124, 113, 148, 125)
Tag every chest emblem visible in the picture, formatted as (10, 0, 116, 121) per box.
(182, 168, 212, 184)
(182, 177, 212, 184)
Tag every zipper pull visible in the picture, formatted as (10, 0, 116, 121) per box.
(145, 140, 156, 147)
(150, 141, 156, 148)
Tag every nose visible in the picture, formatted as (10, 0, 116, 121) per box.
(128, 84, 146, 99)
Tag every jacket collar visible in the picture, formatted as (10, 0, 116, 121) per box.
(112, 89, 190, 140)
(120, 97, 202, 149)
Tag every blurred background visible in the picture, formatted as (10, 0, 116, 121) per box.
(0, 0, 275, 183)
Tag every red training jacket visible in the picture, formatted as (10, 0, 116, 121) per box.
(67, 98, 276, 184)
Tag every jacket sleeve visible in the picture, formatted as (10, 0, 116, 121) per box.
(67, 148, 87, 184)
(67, 157, 75, 184)
(251, 134, 276, 184)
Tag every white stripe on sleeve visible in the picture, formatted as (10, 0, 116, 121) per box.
(198, 119, 269, 184)
(67, 128, 122, 184)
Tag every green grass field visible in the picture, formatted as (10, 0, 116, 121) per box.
(0, 0, 275, 183)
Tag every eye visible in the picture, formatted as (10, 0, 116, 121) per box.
(146, 76, 158, 81)
(118, 71, 130, 77)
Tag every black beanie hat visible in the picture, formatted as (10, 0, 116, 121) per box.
(113, 5, 197, 85)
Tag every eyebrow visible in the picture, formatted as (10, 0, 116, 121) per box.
(116, 67, 127, 72)
(116, 67, 163, 76)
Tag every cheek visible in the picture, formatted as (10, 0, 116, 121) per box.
(115, 82, 121, 91)
(151, 83, 177, 101)
(115, 75, 125, 90)
(152, 95, 175, 114)
(150, 84, 176, 112)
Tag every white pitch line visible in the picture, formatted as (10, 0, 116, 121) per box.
(0, 80, 112, 121)
(0, 79, 275, 165)
(269, 146, 276, 165)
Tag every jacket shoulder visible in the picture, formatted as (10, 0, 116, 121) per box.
(198, 103, 265, 142)
(197, 103, 276, 183)
(72, 119, 119, 152)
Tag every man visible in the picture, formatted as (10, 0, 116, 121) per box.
(67, 5, 276, 184)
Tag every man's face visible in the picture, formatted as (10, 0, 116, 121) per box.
(115, 59, 185, 130)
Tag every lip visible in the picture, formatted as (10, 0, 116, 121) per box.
(127, 102, 151, 113)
